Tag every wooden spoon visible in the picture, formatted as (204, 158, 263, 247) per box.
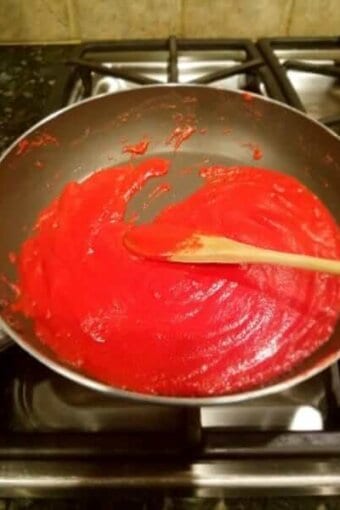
(124, 224, 340, 275)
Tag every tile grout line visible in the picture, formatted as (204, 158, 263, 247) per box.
(0, 40, 81, 46)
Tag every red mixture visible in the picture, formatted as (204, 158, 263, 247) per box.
(14, 159, 339, 396)
(123, 138, 150, 156)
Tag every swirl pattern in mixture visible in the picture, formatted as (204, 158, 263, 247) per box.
(14, 160, 339, 396)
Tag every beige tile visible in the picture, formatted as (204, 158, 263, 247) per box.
(289, 0, 340, 35)
(0, 0, 78, 42)
(182, 0, 293, 38)
(21, 0, 73, 41)
(74, 0, 182, 40)
(0, 0, 23, 41)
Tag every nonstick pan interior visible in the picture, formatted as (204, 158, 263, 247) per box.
(0, 85, 340, 405)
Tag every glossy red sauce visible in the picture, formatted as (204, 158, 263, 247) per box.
(125, 224, 203, 259)
(14, 159, 339, 396)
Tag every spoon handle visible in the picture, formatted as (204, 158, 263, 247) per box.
(172, 235, 340, 275)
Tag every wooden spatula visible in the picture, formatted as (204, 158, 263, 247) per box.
(124, 224, 340, 275)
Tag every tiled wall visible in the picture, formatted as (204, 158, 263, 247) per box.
(1, 0, 340, 43)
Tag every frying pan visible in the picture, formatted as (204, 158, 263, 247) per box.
(0, 85, 339, 405)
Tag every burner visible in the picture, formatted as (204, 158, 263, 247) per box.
(258, 36, 340, 133)
(6, 350, 326, 433)
(58, 37, 285, 107)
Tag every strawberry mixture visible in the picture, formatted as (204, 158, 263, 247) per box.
(14, 159, 339, 396)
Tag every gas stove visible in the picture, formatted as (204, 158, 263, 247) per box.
(258, 37, 340, 127)
(1, 36, 340, 499)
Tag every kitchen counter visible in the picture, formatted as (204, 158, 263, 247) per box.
(0, 44, 74, 153)
(0, 43, 340, 510)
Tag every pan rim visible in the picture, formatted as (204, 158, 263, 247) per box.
(0, 83, 339, 405)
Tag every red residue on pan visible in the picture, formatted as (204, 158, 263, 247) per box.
(179, 167, 195, 176)
(167, 125, 197, 150)
(165, 113, 199, 150)
(0, 297, 7, 311)
(155, 103, 177, 111)
(254, 110, 263, 120)
(301, 166, 311, 177)
(199, 128, 207, 134)
(223, 127, 232, 135)
(34, 160, 44, 169)
(244, 107, 263, 121)
(126, 211, 140, 224)
(123, 138, 150, 156)
(183, 96, 198, 104)
(148, 183, 171, 202)
(172, 112, 196, 124)
(252, 147, 263, 160)
(242, 142, 263, 161)
(16, 133, 59, 156)
(52, 171, 61, 183)
(323, 153, 334, 165)
(72, 166, 83, 175)
(0, 273, 19, 297)
(242, 92, 254, 102)
(117, 112, 130, 124)
(70, 128, 90, 147)
(16, 139, 30, 156)
(8, 252, 16, 264)
(199, 166, 232, 183)
(143, 183, 171, 210)
(242, 95, 263, 120)
(32, 133, 58, 148)
(181, 161, 209, 177)
(8, 252, 17, 264)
